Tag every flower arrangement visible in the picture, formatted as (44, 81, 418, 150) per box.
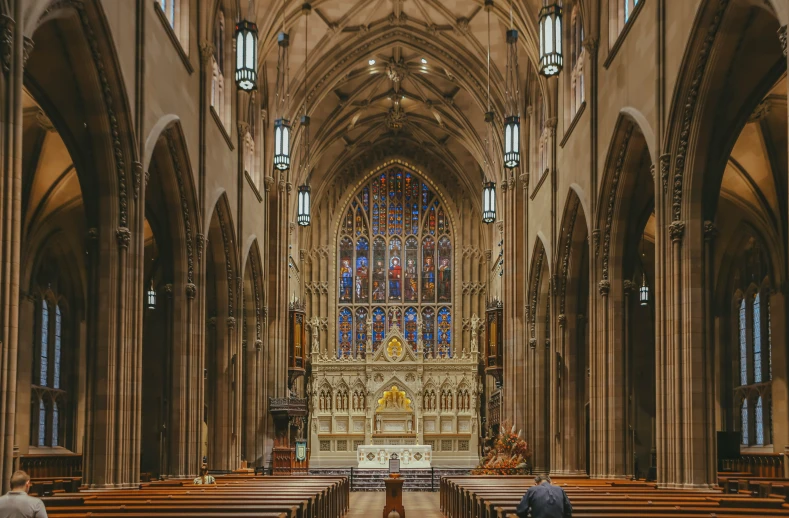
(472, 421, 531, 475)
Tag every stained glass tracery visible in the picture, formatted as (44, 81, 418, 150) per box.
(338, 167, 452, 358)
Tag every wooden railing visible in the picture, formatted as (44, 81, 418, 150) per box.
(18, 453, 82, 478)
(721, 452, 784, 477)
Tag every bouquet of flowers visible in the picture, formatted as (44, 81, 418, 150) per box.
(472, 421, 531, 475)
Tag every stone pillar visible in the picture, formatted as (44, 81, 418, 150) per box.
(0, 5, 28, 493)
(594, 279, 610, 477)
(623, 280, 634, 477)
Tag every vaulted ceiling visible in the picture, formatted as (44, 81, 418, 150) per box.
(255, 0, 544, 202)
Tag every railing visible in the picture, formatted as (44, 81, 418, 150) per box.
(721, 453, 784, 477)
(18, 453, 82, 478)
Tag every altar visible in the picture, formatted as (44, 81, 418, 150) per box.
(357, 445, 433, 468)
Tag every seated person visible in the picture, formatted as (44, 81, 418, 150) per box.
(193, 466, 216, 485)
(516, 475, 572, 518)
(0, 470, 48, 517)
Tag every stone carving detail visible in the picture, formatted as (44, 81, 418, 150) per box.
(703, 220, 718, 241)
(116, 227, 131, 248)
(669, 221, 685, 242)
(659, 154, 670, 194)
(623, 280, 634, 294)
(602, 125, 634, 280)
(779, 26, 787, 57)
(598, 280, 610, 296)
(559, 197, 579, 314)
(216, 203, 235, 317)
(0, 16, 13, 74)
(672, 0, 730, 222)
(166, 132, 195, 283)
(186, 283, 197, 299)
(133, 161, 142, 199)
(592, 229, 600, 256)
(528, 246, 545, 338)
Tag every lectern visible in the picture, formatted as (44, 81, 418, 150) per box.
(383, 454, 405, 518)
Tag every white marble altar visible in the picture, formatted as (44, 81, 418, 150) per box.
(357, 445, 433, 468)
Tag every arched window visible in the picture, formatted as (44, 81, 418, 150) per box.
(32, 297, 68, 449)
(609, 0, 640, 45)
(733, 281, 773, 448)
(741, 399, 749, 446)
(338, 168, 453, 358)
(160, 0, 176, 28)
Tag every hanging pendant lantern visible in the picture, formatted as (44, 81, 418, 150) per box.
(482, 181, 497, 224)
(234, 20, 258, 90)
(146, 280, 157, 310)
(504, 115, 520, 169)
(639, 272, 649, 306)
(297, 184, 311, 226)
(274, 118, 291, 170)
(504, 26, 520, 169)
(272, 31, 291, 170)
(538, 2, 563, 77)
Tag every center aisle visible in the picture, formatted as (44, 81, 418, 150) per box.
(347, 491, 443, 517)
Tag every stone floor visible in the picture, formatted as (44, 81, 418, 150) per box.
(347, 491, 442, 517)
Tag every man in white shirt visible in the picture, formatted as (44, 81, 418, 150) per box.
(0, 471, 48, 518)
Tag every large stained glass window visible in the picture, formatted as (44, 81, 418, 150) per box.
(338, 167, 453, 357)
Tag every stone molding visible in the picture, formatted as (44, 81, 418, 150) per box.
(601, 125, 635, 281)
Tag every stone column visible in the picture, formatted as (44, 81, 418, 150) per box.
(623, 280, 634, 477)
(668, 221, 684, 487)
(0, 4, 29, 492)
(595, 279, 610, 477)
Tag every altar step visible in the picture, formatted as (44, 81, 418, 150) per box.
(309, 468, 471, 492)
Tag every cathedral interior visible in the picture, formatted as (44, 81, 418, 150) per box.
(0, 0, 788, 513)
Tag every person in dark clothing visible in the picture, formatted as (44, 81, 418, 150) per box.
(515, 475, 572, 518)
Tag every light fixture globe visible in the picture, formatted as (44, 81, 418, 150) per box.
(297, 184, 311, 226)
(538, 3, 563, 77)
(504, 115, 520, 169)
(234, 20, 258, 91)
(639, 272, 649, 306)
(482, 181, 496, 224)
(274, 118, 291, 170)
(146, 281, 156, 310)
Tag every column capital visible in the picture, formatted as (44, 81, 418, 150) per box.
(598, 280, 610, 296)
(116, 227, 131, 248)
(582, 37, 599, 55)
(255, 339, 263, 351)
(703, 220, 718, 241)
(227, 316, 236, 329)
(207, 316, 217, 328)
(529, 337, 537, 349)
(164, 283, 174, 297)
(186, 283, 197, 299)
(669, 220, 686, 242)
(557, 314, 566, 327)
(623, 280, 635, 294)
(199, 41, 215, 64)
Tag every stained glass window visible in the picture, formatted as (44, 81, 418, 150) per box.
(338, 309, 352, 357)
(422, 237, 435, 302)
(52, 402, 59, 447)
(754, 293, 762, 383)
(741, 399, 749, 445)
(373, 237, 386, 302)
(422, 307, 435, 357)
(338, 168, 452, 355)
(404, 308, 418, 349)
(372, 308, 386, 349)
(40, 300, 49, 386)
(355, 238, 369, 303)
(756, 396, 764, 445)
(54, 305, 61, 389)
(739, 298, 747, 386)
(38, 399, 46, 447)
(339, 238, 353, 303)
(437, 307, 451, 358)
(355, 308, 368, 356)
